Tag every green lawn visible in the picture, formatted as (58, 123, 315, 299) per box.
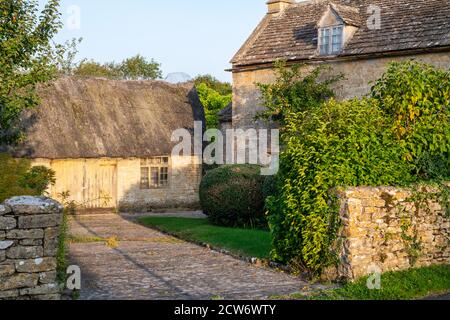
(138, 217, 271, 259)
(303, 264, 450, 300)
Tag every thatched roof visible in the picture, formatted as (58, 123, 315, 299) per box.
(4, 77, 205, 159)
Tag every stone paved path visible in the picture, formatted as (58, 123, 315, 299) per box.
(68, 214, 317, 300)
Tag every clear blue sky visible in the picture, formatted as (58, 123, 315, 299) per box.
(40, 0, 274, 82)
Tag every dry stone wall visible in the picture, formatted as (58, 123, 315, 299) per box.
(335, 186, 450, 280)
(0, 196, 63, 300)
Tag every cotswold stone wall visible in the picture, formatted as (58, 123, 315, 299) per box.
(0, 196, 63, 300)
(335, 186, 450, 280)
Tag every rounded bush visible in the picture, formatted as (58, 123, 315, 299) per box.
(199, 165, 267, 229)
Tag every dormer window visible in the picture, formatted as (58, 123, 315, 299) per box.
(319, 25, 343, 55)
(317, 3, 361, 56)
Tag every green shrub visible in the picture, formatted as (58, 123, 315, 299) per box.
(267, 98, 413, 275)
(262, 175, 278, 200)
(263, 60, 449, 276)
(19, 166, 56, 195)
(257, 61, 343, 127)
(199, 165, 267, 229)
(0, 153, 56, 202)
(371, 61, 450, 180)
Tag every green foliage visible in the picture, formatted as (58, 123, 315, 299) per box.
(139, 217, 271, 259)
(267, 99, 413, 275)
(257, 61, 343, 127)
(57, 37, 83, 75)
(73, 60, 121, 79)
(199, 165, 267, 229)
(0, 153, 55, 202)
(56, 208, 68, 284)
(19, 166, 56, 195)
(194, 76, 232, 129)
(308, 264, 450, 300)
(264, 61, 449, 276)
(371, 61, 450, 179)
(73, 54, 162, 80)
(118, 54, 162, 80)
(262, 175, 278, 200)
(194, 74, 232, 96)
(56, 192, 76, 285)
(0, 0, 64, 144)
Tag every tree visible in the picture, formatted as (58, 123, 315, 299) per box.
(196, 83, 231, 129)
(194, 74, 232, 96)
(256, 61, 343, 127)
(72, 55, 162, 80)
(0, 0, 63, 144)
(119, 54, 162, 80)
(74, 60, 121, 79)
(194, 75, 232, 129)
(58, 37, 83, 75)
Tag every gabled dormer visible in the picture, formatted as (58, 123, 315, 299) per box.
(317, 3, 361, 56)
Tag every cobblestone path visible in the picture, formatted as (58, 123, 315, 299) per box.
(68, 214, 318, 300)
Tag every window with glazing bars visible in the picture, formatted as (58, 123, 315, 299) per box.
(140, 157, 169, 189)
(319, 25, 343, 55)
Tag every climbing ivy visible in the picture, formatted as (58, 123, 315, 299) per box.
(262, 61, 449, 276)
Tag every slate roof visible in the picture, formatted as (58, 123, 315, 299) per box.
(232, 0, 450, 67)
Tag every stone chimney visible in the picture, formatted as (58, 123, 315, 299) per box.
(267, 0, 295, 15)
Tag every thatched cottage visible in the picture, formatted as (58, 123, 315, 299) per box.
(229, 0, 450, 130)
(5, 78, 205, 211)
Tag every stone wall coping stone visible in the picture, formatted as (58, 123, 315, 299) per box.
(4, 196, 63, 215)
(0, 204, 11, 216)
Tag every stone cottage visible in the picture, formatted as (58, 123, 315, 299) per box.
(229, 0, 450, 130)
(3, 78, 205, 212)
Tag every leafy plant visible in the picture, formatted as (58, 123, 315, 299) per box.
(194, 74, 232, 96)
(19, 166, 56, 195)
(0, 153, 55, 202)
(199, 165, 267, 229)
(0, 0, 64, 144)
(195, 82, 231, 129)
(257, 61, 343, 127)
(266, 99, 413, 275)
(118, 54, 162, 80)
(263, 60, 449, 276)
(371, 61, 450, 180)
(73, 54, 162, 80)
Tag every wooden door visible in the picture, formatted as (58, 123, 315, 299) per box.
(50, 159, 118, 209)
(83, 162, 117, 209)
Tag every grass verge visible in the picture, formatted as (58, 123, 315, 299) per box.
(138, 217, 271, 259)
(283, 265, 450, 300)
(56, 210, 69, 284)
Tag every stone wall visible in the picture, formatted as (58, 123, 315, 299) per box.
(335, 186, 450, 280)
(232, 51, 450, 130)
(0, 196, 63, 300)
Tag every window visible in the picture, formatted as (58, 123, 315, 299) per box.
(140, 167, 149, 189)
(319, 25, 343, 55)
(140, 157, 169, 189)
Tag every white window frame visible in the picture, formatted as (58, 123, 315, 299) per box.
(319, 25, 343, 55)
(140, 156, 170, 189)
